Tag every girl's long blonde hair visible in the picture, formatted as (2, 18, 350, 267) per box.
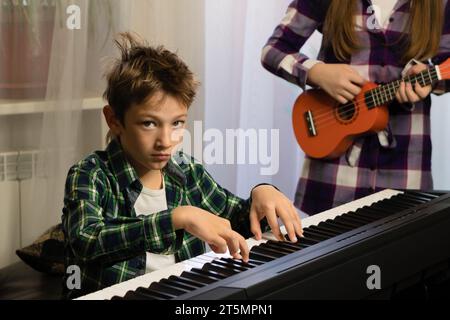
(323, 0, 444, 62)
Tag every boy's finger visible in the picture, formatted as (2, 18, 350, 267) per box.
(237, 234, 249, 262)
(290, 205, 303, 237)
(266, 211, 284, 241)
(249, 208, 262, 240)
(278, 206, 297, 242)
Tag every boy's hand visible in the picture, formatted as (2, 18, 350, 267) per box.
(396, 63, 432, 104)
(172, 206, 249, 262)
(250, 185, 303, 242)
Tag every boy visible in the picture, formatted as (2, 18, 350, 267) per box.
(62, 33, 303, 299)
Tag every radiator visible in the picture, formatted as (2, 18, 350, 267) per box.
(0, 150, 41, 269)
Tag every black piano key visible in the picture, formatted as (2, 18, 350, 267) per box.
(253, 245, 287, 258)
(249, 250, 276, 262)
(148, 282, 187, 296)
(266, 240, 303, 251)
(326, 218, 357, 230)
(179, 271, 216, 284)
(388, 197, 419, 208)
(298, 236, 320, 246)
(371, 202, 404, 213)
(202, 263, 239, 277)
(302, 229, 331, 241)
(111, 295, 124, 300)
(221, 257, 263, 267)
(360, 206, 392, 217)
(318, 221, 351, 233)
(335, 215, 367, 227)
(402, 192, 435, 202)
(122, 290, 157, 300)
(384, 200, 411, 209)
(211, 259, 250, 272)
(190, 267, 227, 280)
(352, 209, 383, 220)
(308, 225, 341, 237)
(160, 278, 198, 291)
(263, 241, 298, 254)
(345, 212, 375, 223)
(395, 194, 428, 204)
(168, 275, 205, 288)
(136, 286, 175, 299)
(405, 191, 439, 200)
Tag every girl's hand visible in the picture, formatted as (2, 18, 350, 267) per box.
(307, 63, 366, 104)
(396, 64, 432, 104)
(249, 185, 303, 243)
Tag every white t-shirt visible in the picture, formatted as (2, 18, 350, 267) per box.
(371, 0, 398, 28)
(134, 177, 176, 273)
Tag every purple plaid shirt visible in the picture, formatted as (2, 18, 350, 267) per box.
(262, 0, 450, 215)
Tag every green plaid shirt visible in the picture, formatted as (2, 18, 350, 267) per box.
(62, 139, 258, 299)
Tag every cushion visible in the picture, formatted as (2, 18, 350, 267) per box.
(16, 224, 65, 276)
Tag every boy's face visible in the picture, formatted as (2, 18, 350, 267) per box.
(109, 92, 188, 175)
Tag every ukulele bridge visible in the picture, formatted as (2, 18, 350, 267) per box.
(304, 110, 317, 137)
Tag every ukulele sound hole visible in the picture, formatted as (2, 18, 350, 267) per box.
(336, 103, 357, 123)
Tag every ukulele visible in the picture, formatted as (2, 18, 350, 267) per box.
(292, 58, 450, 159)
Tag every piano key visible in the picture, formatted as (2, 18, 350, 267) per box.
(160, 278, 199, 291)
(148, 282, 187, 296)
(221, 257, 263, 268)
(298, 236, 321, 245)
(121, 290, 157, 300)
(301, 229, 331, 241)
(371, 202, 404, 213)
(252, 245, 287, 258)
(345, 212, 375, 223)
(326, 219, 357, 230)
(388, 197, 419, 208)
(352, 209, 383, 220)
(190, 268, 227, 280)
(306, 226, 339, 237)
(249, 250, 276, 262)
(406, 191, 440, 200)
(263, 242, 298, 254)
(167, 275, 205, 288)
(395, 194, 428, 204)
(266, 240, 303, 251)
(316, 221, 349, 234)
(359, 206, 392, 217)
(211, 259, 251, 271)
(335, 215, 367, 227)
(179, 271, 216, 284)
(135, 282, 177, 299)
(202, 263, 239, 276)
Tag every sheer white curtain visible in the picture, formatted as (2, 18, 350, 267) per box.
(204, 0, 317, 203)
(22, 0, 120, 244)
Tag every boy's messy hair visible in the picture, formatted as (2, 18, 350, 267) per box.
(103, 32, 199, 125)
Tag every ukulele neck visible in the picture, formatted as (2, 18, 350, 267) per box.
(365, 65, 442, 109)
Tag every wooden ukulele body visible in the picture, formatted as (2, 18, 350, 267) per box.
(292, 82, 389, 159)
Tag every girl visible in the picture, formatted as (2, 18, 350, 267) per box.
(261, 0, 450, 215)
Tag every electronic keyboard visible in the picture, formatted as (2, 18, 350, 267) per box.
(76, 189, 450, 300)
